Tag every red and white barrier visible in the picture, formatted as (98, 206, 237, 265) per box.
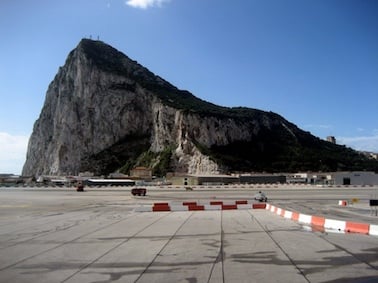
(134, 200, 267, 212)
(265, 203, 375, 236)
(369, 225, 378, 236)
(135, 201, 377, 237)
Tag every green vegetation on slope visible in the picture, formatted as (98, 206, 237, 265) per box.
(119, 146, 174, 177)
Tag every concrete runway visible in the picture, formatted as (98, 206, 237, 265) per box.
(0, 187, 377, 282)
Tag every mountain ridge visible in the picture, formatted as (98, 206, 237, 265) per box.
(22, 39, 378, 176)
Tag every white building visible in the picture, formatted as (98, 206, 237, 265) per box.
(287, 172, 328, 184)
(328, 171, 378, 186)
(287, 171, 378, 186)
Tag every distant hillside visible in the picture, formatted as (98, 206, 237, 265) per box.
(22, 39, 378, 176)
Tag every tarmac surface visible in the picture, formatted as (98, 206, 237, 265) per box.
(0, 185, 377, 282)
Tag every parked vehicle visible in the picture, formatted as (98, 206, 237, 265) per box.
(131, 188, 147, 196)
(76, 181, 84, 192)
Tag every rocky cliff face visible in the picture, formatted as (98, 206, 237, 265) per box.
(22, 39, 377, 176)
(22, 39, 224, 175)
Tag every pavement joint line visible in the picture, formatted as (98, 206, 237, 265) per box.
(265, 203, 378, 236)
(317, 234, 378, 271)
(206, 210, 225, 283)
(0, 210, 99, 250)
(0, 208, 91, 235)
(253, 209, 377, 277)
(61, 212, 173, 283)
(0, 211, 149, 272)
(133, 212, 194, 283)
(246, 210, 311, 283)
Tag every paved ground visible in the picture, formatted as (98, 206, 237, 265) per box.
(0, 187, 377, 282)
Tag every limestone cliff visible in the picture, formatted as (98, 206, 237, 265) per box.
(22, 39, 378, 176)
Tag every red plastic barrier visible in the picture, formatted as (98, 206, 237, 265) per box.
(222, 204, 237, 210)
(252, 203, 266, 209)
(183, 202, 197, 206)
(292, 212, 300, 222)
(235, 200, 248, 205)
(345, 222, 370, 234)
(311, 216, 326, 227)
(210, 201, 223, 205)
(154, 203, 169, 206)
(188, 205, 204, 211)
(152, 204, 170, 212)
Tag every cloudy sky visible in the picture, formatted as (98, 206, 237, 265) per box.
(0, 0, 377, 174)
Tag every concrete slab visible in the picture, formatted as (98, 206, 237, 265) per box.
(135, 211, 222, 283)
(0, 188, 377, 283)
(222, 210, 308, 283)
(64, 212, 193, 283)
(253, 210, 378, 282)
(0, 242, 119, 283)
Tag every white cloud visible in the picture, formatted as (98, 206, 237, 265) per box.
(125, 0, 170, 9)
(0, 132, 29, 174)
(337, 135, 378, 153)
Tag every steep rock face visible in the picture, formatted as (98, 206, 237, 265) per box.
(23, 39, 378, 176)
(23, 40, 228, 175)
